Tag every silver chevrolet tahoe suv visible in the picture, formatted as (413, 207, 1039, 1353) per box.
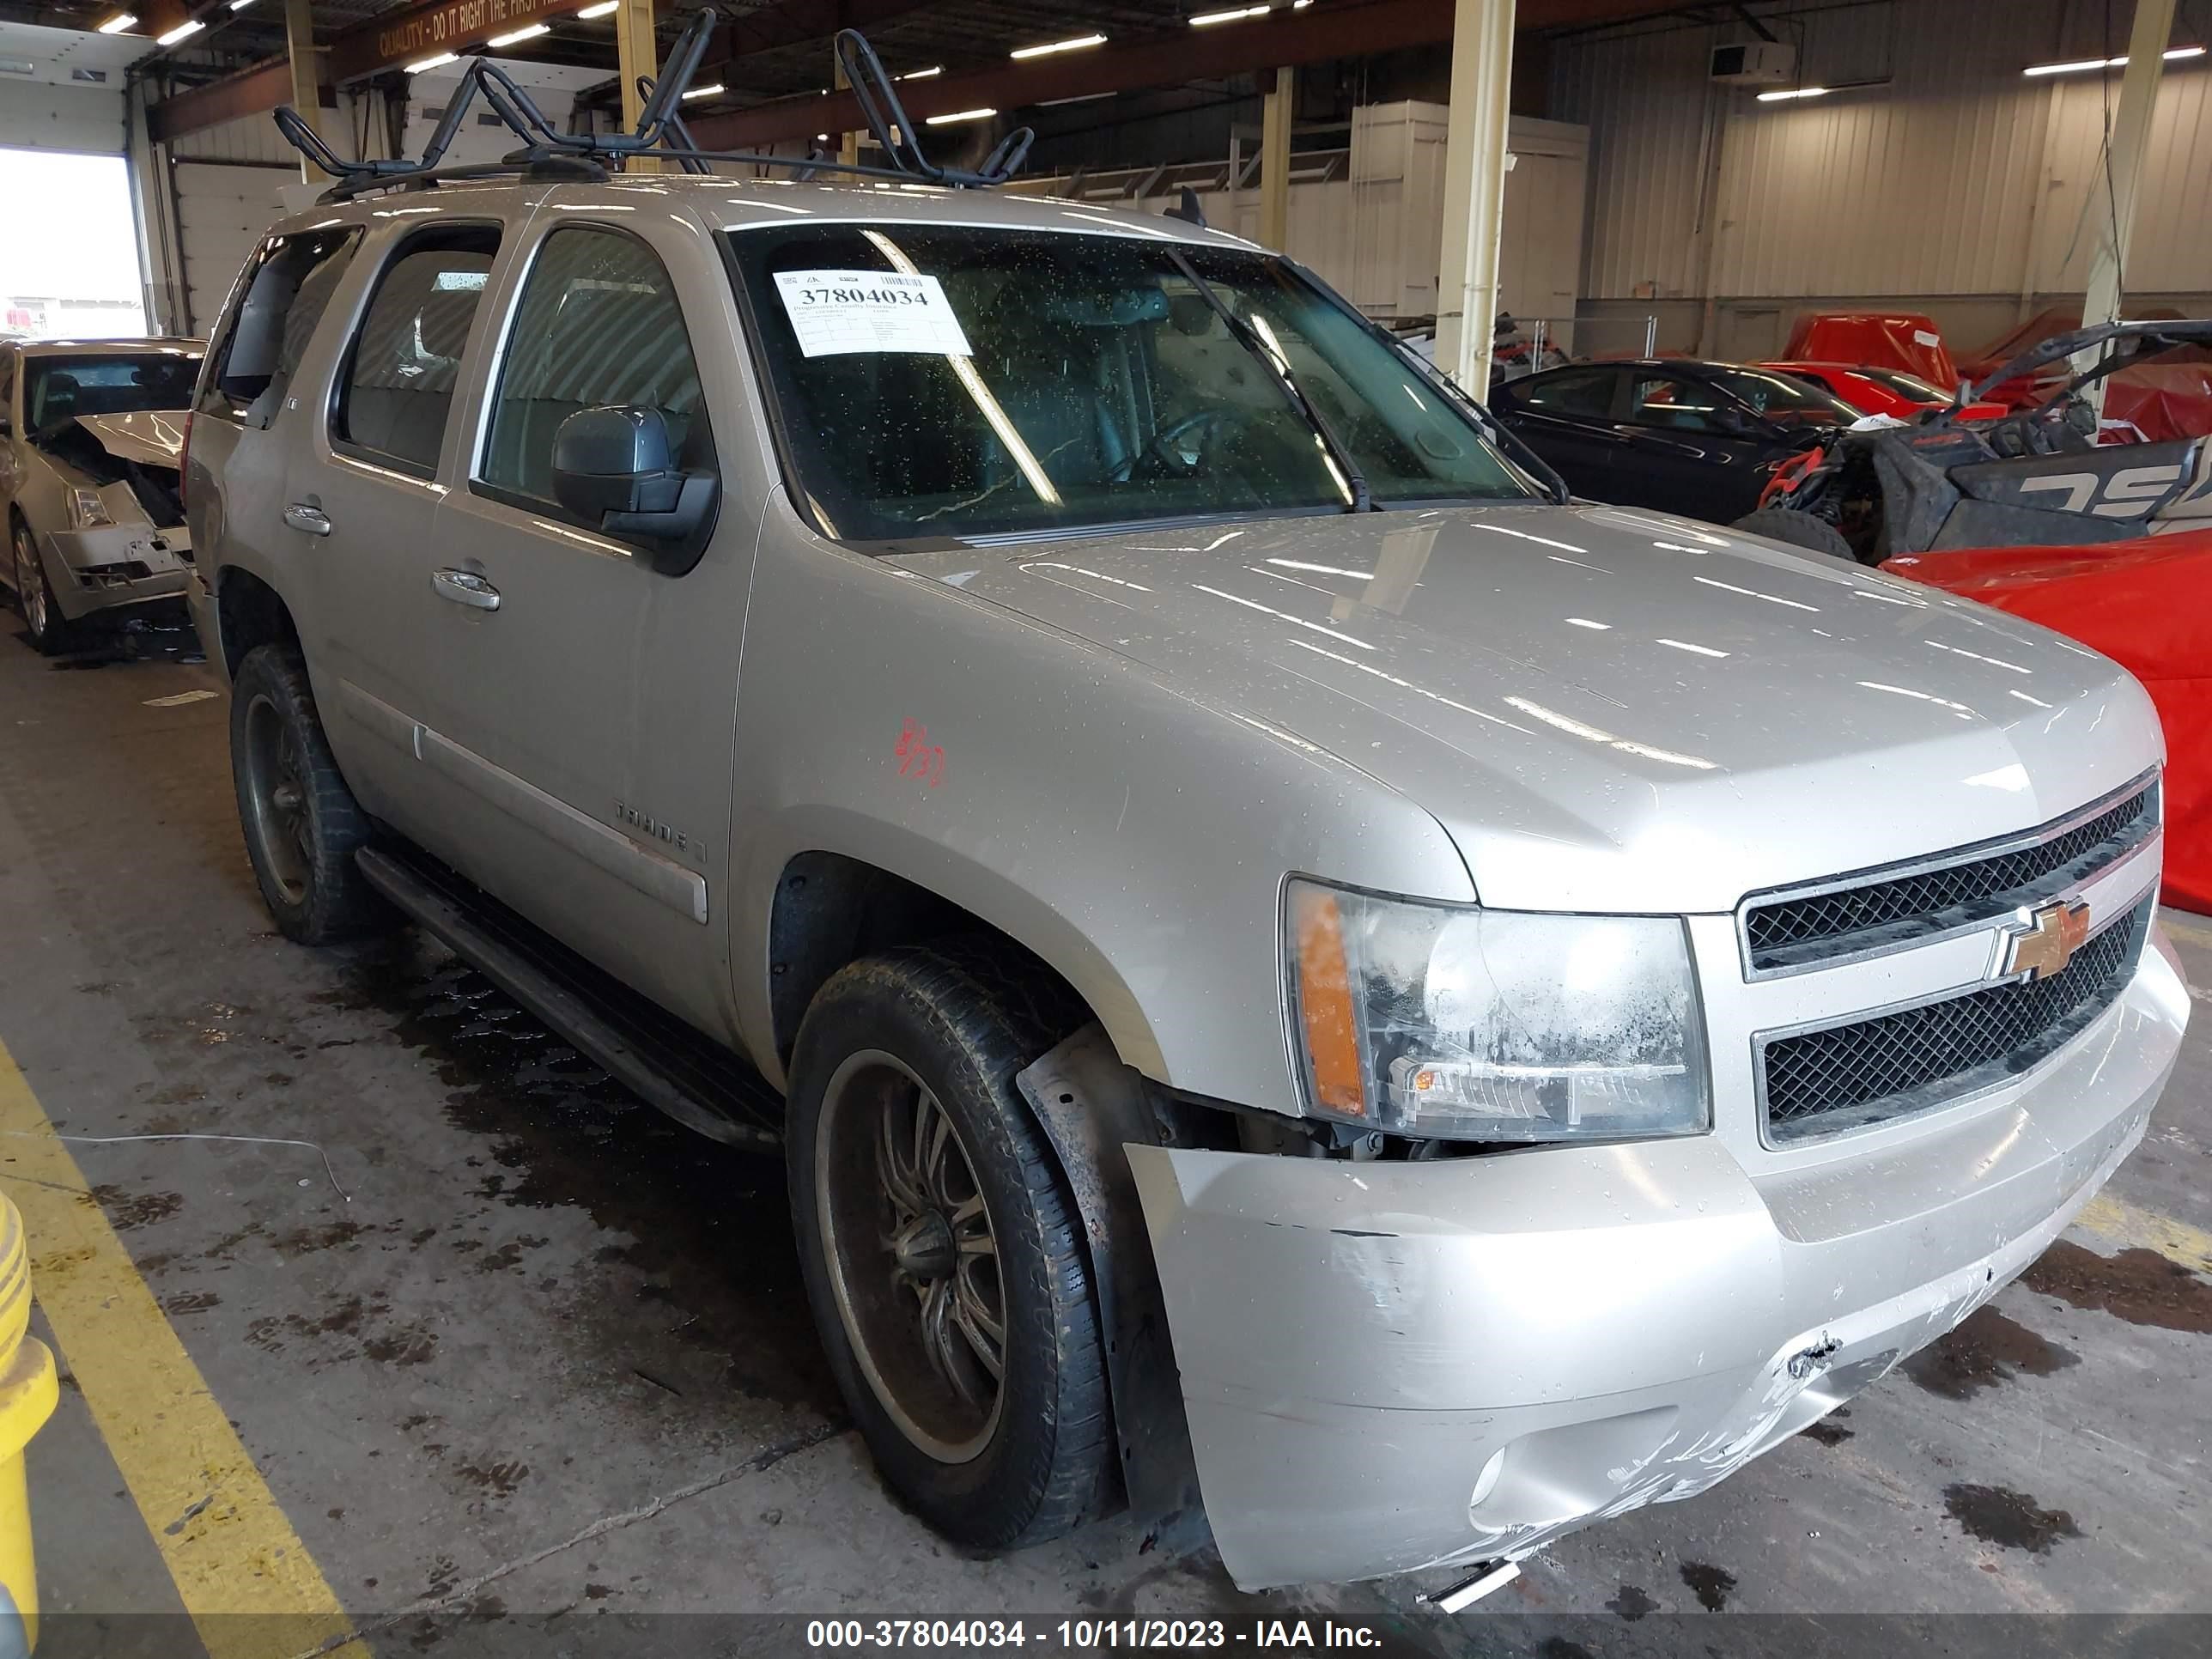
(182, 173, 2189, 1591)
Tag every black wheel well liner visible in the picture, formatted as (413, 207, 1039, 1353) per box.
(214, 567, 301, 678)
(766, 849, 1087, 1070)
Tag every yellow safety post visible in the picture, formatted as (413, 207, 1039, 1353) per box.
(0, 1194, 57, 1653)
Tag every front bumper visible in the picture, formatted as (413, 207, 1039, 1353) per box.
(1127, 931, 2189, 1590)
(39, 525, 191, 623)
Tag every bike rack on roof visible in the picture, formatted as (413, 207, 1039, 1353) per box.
(275, 8, 1035, 202)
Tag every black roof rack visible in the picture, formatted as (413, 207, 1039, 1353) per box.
(276, 9, 1033, 204)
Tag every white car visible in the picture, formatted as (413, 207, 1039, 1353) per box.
(1, 337, 203, 653)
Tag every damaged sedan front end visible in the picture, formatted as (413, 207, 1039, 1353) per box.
(3, 342, 202, 649)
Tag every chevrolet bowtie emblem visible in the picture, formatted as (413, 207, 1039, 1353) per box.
(2001, 899, 2093, 981)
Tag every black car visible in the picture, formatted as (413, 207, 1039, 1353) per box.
(1489, 358, 1859, 523)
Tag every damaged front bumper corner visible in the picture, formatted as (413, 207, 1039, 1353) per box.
(40, 525, 192, 623)
(1127, 935, 2187, 1591)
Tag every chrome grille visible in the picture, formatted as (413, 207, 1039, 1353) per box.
(1759, 897, 2150, 1144)
(1742, 778, 2158, 975)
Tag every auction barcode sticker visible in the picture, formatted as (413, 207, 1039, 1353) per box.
(774, 270, 974, 359)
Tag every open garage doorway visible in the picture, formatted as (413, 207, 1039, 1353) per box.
(0, 147, 145, 339)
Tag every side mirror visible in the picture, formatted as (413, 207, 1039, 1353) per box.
(552, 404, 718, 575)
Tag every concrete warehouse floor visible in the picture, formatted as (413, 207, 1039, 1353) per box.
(0, 614, 2207, 1659)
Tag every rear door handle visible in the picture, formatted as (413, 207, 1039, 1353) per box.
(283, 503, 331, 536)
(432, 568, 501, 611)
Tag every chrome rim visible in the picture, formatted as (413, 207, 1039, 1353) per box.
(13, 529, 44, 640)
(240, 692, 312, 903)
(817, 1049, 1006, 1464)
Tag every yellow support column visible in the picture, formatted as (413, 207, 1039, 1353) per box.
(283, 0, 323, 181)
(1434, 0, 1516, 397)
(1257, 66, 1292, 252)
(616, 0, 663, 171)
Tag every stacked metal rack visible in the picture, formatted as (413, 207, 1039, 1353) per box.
(274, 9, 1035, 202)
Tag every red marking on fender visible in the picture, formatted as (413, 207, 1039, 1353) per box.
(895, 718, 946, 788)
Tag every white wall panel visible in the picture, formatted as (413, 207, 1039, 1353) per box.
(173, 161, 290, 335)
(0, 82, 125, 154)
(1553, 0, 2212, 306)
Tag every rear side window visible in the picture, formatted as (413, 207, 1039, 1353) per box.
(333, 226, 500, 476)
(198, 227, 362, 422)
(1517, 367, 1618, 418)
(480, 226, 709, 506)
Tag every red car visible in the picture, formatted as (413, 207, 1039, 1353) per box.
(1781, 311, 1959, 389)
(1760, 360, 2007, 422)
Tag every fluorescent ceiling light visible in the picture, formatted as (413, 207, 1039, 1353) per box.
(896, 65, 941, 79)
(229, 0, 256, 10)
(2026, 45, 2205, 76)
(1039, 90, 1115, 106)
(926, 106, 997, 124)
(1757, 85, 1829, 101)
(155, 18, 204, 43)
(680, 82, 725, 100)
(486, 22, 550, 46)
(576, 0, 617, 15)
(406, 51, 459, 72)
(96, 13, 135, 32)
(1011, 33, 1106, 59)
(1190, 4, 1271, 24)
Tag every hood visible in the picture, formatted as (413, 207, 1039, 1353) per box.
(889, 505, 2162, 914)
(70, 410, 188, 470)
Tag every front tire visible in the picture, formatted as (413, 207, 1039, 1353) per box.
(11, 518, 71, 655)
(787, 946, 1109, 1550)
(229, 644, 388, 944)
(1732, 505, 1861, 563)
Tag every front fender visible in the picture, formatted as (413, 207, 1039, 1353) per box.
(727, 507, 1474, 1114)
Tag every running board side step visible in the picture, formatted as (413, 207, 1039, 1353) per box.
(356, 844, 783, 1152)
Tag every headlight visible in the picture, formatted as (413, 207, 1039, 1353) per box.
(68, 488, 112, 530)
(1286, 878, 1710, 1143)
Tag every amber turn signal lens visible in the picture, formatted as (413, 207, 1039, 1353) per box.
(1291, 884, 1366, 1117)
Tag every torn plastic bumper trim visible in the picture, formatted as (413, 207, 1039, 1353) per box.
(1127, 939, 2185, 1590)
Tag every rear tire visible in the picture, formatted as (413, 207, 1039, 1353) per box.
(1732, 505, 1861, 564)
(229, 644, 389, 944)
(10, 518, 72, 656)
(787, 945, 1109, 1551)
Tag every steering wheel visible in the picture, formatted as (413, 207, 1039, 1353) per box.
(1108, 407, 1249, 483)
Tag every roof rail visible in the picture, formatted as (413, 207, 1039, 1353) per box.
(274, 8, 1034, 202)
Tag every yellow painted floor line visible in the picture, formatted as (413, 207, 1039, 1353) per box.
(0, 1039, 367, 1659)
(2075, 1191, 2212, 1274)
(2165, 915, 2212, 951)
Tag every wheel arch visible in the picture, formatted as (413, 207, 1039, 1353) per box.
(213, 565, 301, 678)
(755, 827, 1167, 1093)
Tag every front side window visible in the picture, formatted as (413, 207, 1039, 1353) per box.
(1511, 367, 1619, 418)
(25, 352, 202, 433)
(725, 225, 1534, 544)
(482, 227, 708, 507)
(333, 228, 498, 474)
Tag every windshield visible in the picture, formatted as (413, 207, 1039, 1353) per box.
(1856, 367, 1950, 403)
(24, 353, 201, 433)
(725, 224, 1534, 543)
(1706, 367, 1858, 428)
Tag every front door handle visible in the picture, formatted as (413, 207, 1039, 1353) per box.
(283, 503, 331, 537)
(432, 568, 501, 611)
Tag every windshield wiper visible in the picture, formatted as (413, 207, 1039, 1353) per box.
(1163, 248, 1374, 512)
